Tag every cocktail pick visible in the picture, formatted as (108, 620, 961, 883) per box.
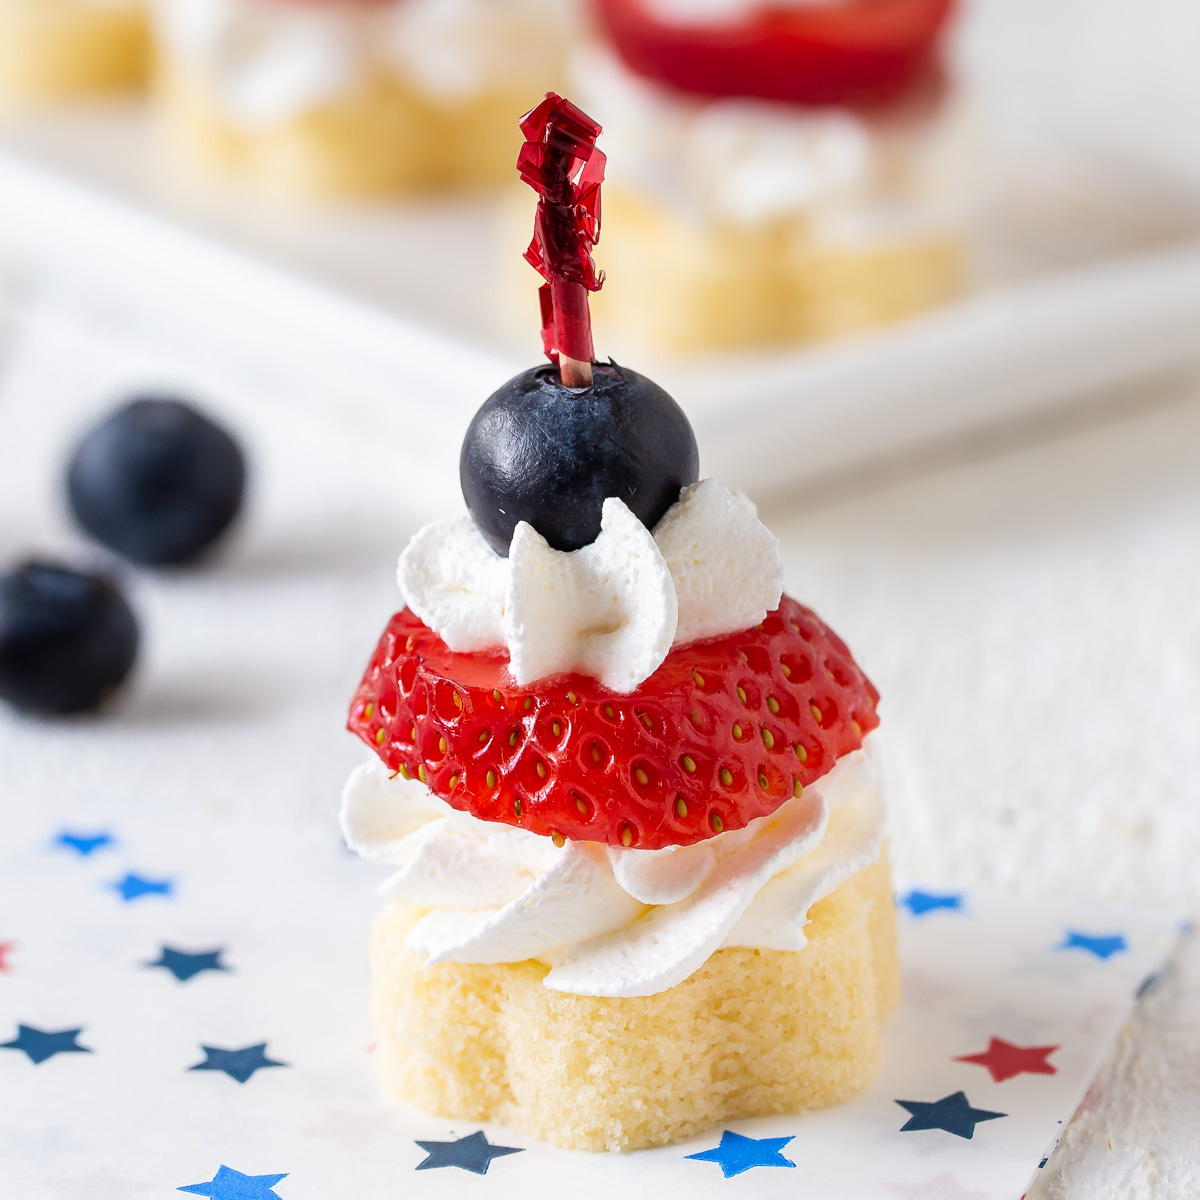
(517, 93, 606, 388)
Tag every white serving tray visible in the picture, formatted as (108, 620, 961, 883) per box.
(1, 57, 1199, 503)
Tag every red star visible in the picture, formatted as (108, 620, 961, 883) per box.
(0, 941, 14, 973)
(954, 1037, 1059, 1083)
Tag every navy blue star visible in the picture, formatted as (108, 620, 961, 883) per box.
(189, 1043, 287, 1084)
(178, 1165, 287, 1198)
(1057, 930, 1127, 960)
(898, 889, 964, 917)
(1, 1024, 92, 1065)
(686, 1131, 796, 1177)
(896, 1091, 1006, 1139)
(414, 1131, 523, 1175)
(147, 946, 229, 983)
(110, 873, 173, 902)
(55, 830, 114, 856)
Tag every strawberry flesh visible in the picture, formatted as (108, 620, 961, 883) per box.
(347, 595, 879, 850)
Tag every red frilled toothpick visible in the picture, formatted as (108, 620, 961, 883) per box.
(517, 93, 606, 389)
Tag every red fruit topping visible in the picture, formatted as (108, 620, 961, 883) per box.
(518, 93, 606, 367)
(348, 595, 879, 851)
(595, 0, 954, 108)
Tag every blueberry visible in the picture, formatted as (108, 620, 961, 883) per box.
(460, 363, 699, 555)
(67, 397, 247, 566)
(0, 561, 139, 715)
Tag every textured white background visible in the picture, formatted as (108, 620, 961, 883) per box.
(0, 293, 1197, 1197)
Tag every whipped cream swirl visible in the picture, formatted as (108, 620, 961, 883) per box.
(399, 478, 785, 693)
(341, 734, 885, 997)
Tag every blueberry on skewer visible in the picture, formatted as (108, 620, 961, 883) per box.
(462, 362, 698, 556)
(463, 94, 699, 556)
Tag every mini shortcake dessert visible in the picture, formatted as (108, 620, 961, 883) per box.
(150, 0, 570, 195)
(575, 0, 970, 349)
(342, 95, 898, 1152)
(0, 0, 149, 102)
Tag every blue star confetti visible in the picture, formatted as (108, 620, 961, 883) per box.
(189, 1043, 287, 1084)
(414, 1131, 523, 1175)
(899, 889, 964, 917)
(110, 873, 174, 902)
(686, 1130, 797, 1178)
(147, 947, 229, 983)
(1, 1024, 92, 1065)
(1058, 930, 1127, 960)
(178, 1165, 287, 1198)
(896, 1092, 1006, 1139)
(55, 830, 114, 856)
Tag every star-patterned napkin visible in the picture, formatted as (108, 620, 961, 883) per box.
(0, 817, 1180, 1200)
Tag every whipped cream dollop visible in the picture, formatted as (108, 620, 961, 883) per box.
(399, 478, 784, 693)
(153, 0, 568, 127)
(342, 733, 885, 997)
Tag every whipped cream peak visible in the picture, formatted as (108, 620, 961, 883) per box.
(506, 498, 677, 693)
(397, 477, 784, 693)
(340, 757, 448, 860)
(341, 735, 885, 997)
(396, 517, 507, 654)
(657, 479, 784, 645)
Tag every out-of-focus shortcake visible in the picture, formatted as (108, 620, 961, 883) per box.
(0, 0, 149, 102)
(577, 0, 971, 349)
(150, 0, 570, 195)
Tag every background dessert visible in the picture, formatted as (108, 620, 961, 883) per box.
(343, 94, 898, 1152)
(573, 0, 972, 350)
(149, 0, 571, 194)
(0, 0, 149, 102)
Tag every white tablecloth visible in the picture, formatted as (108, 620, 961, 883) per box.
(1, 298, 1196, 1198)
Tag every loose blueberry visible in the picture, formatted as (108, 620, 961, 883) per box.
(67, 396, 247, 566)
(0, 561, 139, 715)
(460, 363, 699, 555)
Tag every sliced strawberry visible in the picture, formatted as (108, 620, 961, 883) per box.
(596, 0, 954, 108)
(348, 595, 879, 851)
